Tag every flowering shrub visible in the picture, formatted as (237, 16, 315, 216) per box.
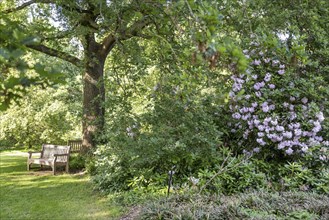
(229, 36, 328, 159)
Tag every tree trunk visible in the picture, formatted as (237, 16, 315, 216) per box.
(82, 37, 106, 150)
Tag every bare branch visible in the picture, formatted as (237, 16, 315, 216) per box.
(27, 44, 82, 67)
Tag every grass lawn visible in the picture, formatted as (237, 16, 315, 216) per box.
(0, 151, 123, 220)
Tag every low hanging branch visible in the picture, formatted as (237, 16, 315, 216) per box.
(27, 44, 82, 67)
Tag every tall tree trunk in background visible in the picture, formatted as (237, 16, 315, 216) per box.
(82, 35, 106, 150)
(3, 0, 152, 150)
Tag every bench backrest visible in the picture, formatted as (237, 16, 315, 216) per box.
(41, 144, 71, 162)
(67, 140, 82, 153)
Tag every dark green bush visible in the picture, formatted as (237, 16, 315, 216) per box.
(69, 154, 86, 171)
(92, 87, 225, 192)
(196, 154, 268, 195)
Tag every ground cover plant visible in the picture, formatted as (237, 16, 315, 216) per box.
(138, 191, 329, 220)
(0, 151, 123, 220)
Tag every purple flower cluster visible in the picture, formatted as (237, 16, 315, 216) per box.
(229, 41, 327, 156)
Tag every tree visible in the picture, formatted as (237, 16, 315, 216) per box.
(0, 85, 81, 148)
(0, 13, 65, 110)
(1, 0, 184, 149)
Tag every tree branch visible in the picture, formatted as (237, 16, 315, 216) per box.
(3, 0, 92, 14)
(100, 34, 116, 57)
(119, 16, 153, 41)
(27, 44, 82, 67)
(59, 4, 93, 14)
(100, 16, 153, 58)
(2, 0, 54, 13)
(41, 23, 79, 41)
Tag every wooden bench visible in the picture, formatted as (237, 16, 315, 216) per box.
(67, 139, 82, 153)
(27, 144, 71, 175)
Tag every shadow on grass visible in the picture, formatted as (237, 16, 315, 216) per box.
(0, 154, 27, 173)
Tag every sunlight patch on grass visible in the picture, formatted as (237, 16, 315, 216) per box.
(0, 151, 123, 220)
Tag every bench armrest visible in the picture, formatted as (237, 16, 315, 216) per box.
(28, 151, 41, 159)
(53, 153, 70, 162)
(53, 153, 70, 157)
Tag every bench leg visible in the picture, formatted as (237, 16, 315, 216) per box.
(65, 163, 69, 173)
(52, 165, 56, 175)
(27, 162, 30, 171)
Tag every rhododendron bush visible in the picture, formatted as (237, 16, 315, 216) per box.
(229, 36, 328, 161)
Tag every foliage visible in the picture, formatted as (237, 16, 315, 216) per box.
(107, 189, 165, 208)
(69, 154, 86, 171)
(91, 28, 232, 192)
(1, 0, 328, 203)
(139, 191, 329, 220)
(0, 86, 81, 148)
(1, 0, 201, 148)
(196, 150, 266, 195)
(193, 149, 328, 194)
(254, 0, 329, 83)
(92, 91, 223, 192)
(92, 138, 328, 194)
(0, 14, 65, 110)
(89, 0, 329, 196)
(278, 162, 329, 193)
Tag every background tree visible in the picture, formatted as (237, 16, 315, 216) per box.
(0, 85, 81, 148)
(1, 0, 186, 149)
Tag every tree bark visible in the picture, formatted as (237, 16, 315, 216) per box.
(82, 35, 106, 150)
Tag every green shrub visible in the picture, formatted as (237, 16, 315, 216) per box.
(107, 189, 166, 207)
(69, 154, 86, 171)
(92, 88, 225, 192)
(92, 138, 328, 194)
(276, 161, 329, 193)
(196, 155, 268, 195)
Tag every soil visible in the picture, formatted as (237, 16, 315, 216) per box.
(119, 206, 142, 220)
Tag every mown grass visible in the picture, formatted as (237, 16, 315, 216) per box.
(0, 151, 123, 220)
